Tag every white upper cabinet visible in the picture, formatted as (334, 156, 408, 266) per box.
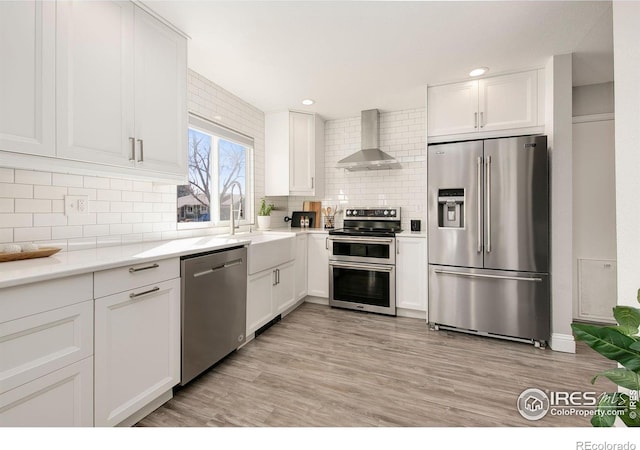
(428, 70, 541, 138)
(265, 111, 324, 197)
(0, 0, 55, 156)
(56, 0, 134, 166)
(56, 1, 187, 180)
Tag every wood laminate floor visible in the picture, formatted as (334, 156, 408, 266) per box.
(137, 303, 616, 427)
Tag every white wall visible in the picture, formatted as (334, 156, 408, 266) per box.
(572, 82, 614, 116)
(612, 2, 640, 308)
(0, 70, 266, 250)
(288, 108, 427, 231)
(546, 54, 575, 353)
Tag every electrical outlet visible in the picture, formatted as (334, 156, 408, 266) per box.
(64, 195, 89, 216)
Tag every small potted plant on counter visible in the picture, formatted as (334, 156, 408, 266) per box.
(257, 198, 274, 230)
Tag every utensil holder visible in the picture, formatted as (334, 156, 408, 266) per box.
(324, 215, 335, 229)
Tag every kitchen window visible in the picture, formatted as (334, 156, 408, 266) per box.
(177, 115, 254, 227)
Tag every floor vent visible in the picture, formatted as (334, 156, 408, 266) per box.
(255, 314, 282, 338)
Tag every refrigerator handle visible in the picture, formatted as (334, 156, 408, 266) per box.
(486, 155, 492, 253)
(477, 156, 482, 253)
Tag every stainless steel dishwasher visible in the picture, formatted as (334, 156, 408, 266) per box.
(180, 245, 247, 385)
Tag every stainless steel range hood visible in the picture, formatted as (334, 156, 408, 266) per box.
(336, 109, 401, 171)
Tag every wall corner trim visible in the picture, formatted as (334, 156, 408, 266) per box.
(550, 333, 576, 353)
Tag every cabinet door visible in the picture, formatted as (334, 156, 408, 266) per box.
(294, 234, 308, 301)
(273, 262, 295, 315)
(478, 71, 537, 131)
(56, 0, 135, 166)
(396, 238, 427, 312)
(133, 6, 187, 177)
(247, 269, 275, 335)
(427, 81, 478, 136)
(289, 112, 315, 195)
(0, 0, 55, 156)
(94, 278, 180, 427)
(0, 357, 93, 427)
(307, 234, 329, 298)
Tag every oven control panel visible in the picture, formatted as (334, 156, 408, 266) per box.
(344, 207, 400, 220)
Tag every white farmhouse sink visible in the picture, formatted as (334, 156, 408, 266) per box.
(244, 232, 295, 275)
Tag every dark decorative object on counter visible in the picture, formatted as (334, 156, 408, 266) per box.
(411, 220, 421, 232)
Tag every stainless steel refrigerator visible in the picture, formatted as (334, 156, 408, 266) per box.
(427, 135, 550, 346)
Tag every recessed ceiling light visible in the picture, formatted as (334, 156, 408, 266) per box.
(301, 99, 315, 106)
(469, 67, 489, 77)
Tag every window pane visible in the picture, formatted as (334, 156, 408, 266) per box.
(177, 129, 211, 223)
(218, 139, 246, 221)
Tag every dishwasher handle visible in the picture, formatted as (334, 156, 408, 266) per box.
(192, 258, 243, 278)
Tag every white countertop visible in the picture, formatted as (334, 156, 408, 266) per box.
(397, 231, 427, 238)
(0, 232, 298, 289)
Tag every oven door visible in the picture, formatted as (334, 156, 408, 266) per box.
(329, 261, 396, 316)
(328, 236, 395, 265)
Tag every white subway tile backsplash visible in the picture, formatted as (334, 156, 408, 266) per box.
(152, 184, 175, 193)
(67, 213, 97, 226)
(132, 223, 154, 233)
(122, 233, 143, 244)
(33, 185, 67, 200)
(52, 173, 84, 187)
(0, 228, 13, 243)
(68, 187, 97, 200)
(121, 212, 144, 224)
(134, 202, 153, 213)
(152, 202, 174, 213)
(15, 199, 52, 213)
(67, 237, 97, 251)
(96, 212, 121, 224)
(14, 170, 51, 186)
(109, 223, 133, 235)
(51, 226, 83, 240)
(0, 199, 13, 213)
(143, 212, 162, 223)
(132, 181, 153, 192)
(83, 224, 110, 237)
(51, 200, 64, 213)
(143, 192, 163, 203)
(97, 189, 122, 202)
(0, 168, 14, 183)
(89, 201, 110, 213)
(97, 235, 122, 248)
(14, 227, 51, 242)
(84, 176, 110, 189)
(0, 183, 33, 199)
(110, 201, 133, 213)
(152, 222, 173, 232)
(110, 178, 133, 191)
(1, 213, 32, 228)
(33, 213, 67, 227)
(121, 191, 143, 202)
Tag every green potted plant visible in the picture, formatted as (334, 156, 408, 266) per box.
(257, 198, 274, 230)
(571, 288, 640, 427)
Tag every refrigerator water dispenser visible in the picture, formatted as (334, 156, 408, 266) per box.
(438, 189, 464, 228)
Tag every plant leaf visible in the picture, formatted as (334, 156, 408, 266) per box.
(571, 323, 640, 370)
(592, 368, 640, 390)
(631, 341, 640, 351)
(612, 306, 640, 336)
(591, 395, 617, 427)
(637, 288, 640, 305)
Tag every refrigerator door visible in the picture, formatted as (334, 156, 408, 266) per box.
(483, 135, 549, 272)
(428, 265, 550, 342)
(428, 140, 484, 268)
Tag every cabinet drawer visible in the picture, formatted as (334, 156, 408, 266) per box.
(94, 257, 179, 298)
(1, 274, 93, 323)
(0, 300, 93, 394)
(0, 356, 93, 427)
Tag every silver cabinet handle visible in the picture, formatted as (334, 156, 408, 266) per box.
(193, 259, 243, 278)
(129, 137, 135, 161)
(474, 112, 478, 129)
(434, 269, 542, 283)
(485, 156, 492, 253)
(311, 177, 314, 189)
(397, 241, 400, 255)
(480, 112, 485, 128)
(328, 236, 394, 245)
(273, 269, 277, 286)
(276, 268, 280, 285)
(136, 139, 144, 162)
(129, 263, 159, 273)
(325, 236, 329, 250)
(477, 156, 482, 253)
(129, 286, 160, 298)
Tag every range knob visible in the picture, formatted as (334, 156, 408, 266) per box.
(390, 210, 396, 216)
(345, 210, 351, 216)
(352, 210, 358, 216)
(384, 210, 389, 216)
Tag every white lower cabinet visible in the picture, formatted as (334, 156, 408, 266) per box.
(396, 237, 427, 313)
(94, 277, 180, 427)
(0, 357, 93, 427)
(247, 261, 295, 336)
(294, 234, 308, 300)
(307, 233, 329, 298)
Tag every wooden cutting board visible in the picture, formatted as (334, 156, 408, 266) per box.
(302, 201, 322, 227)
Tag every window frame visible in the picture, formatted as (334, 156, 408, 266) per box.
(177, 114, 254, 230)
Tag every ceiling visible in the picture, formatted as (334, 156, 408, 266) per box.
(147, 1, 614, 120)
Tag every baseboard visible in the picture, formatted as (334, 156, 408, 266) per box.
(550, 333, 576, 353)
(396, 307, 427, 320)
(304, 296, 329, 305)
(117, 389, 173, 427)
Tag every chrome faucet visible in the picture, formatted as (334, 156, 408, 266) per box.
(229, 181, 243, 235)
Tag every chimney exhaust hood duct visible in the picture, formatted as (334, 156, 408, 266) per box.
(336, 109, 401, 171)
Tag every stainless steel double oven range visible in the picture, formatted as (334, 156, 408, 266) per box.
(328, 207, 401, 316)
